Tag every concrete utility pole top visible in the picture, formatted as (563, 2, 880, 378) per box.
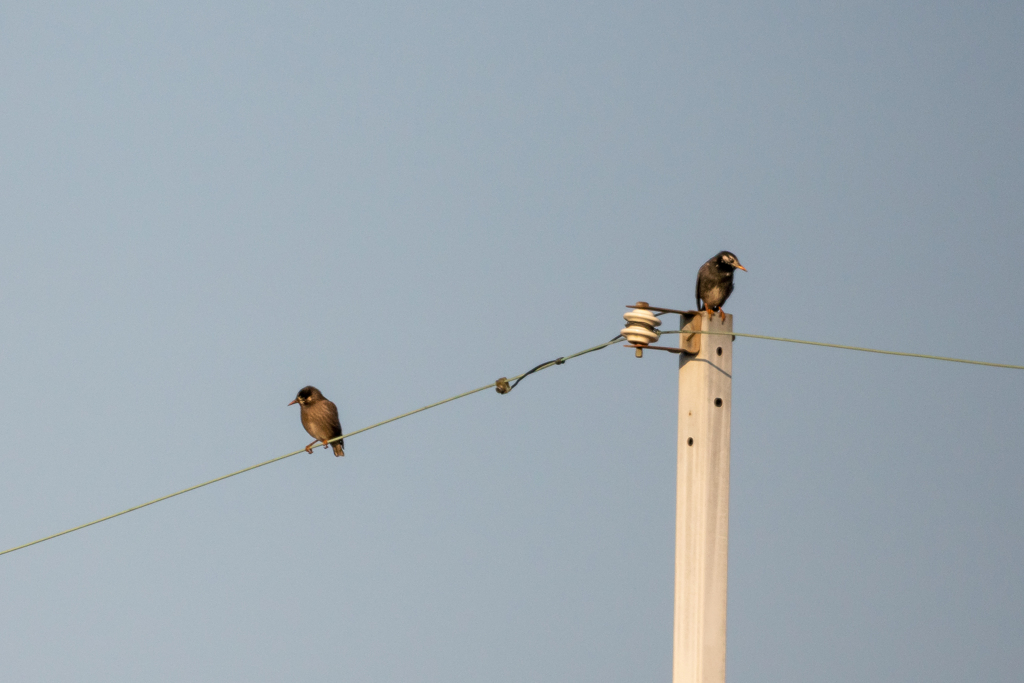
(674, 310, 732, 683)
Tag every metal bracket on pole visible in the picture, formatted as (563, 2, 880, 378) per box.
(622, 303, 703, 357)
(679, 312, 701, 356)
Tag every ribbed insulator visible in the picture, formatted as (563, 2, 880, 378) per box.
(621, 307, 661, 346)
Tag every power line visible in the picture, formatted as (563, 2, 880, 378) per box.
(1, 326, 1017, 559)
(495, 335, 624, 394)
(0, 336, 622, 559)
(659, 329, 1024, 370)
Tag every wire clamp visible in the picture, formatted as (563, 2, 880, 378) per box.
(495, 377, 511, 394)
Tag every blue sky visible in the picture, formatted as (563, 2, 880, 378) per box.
(0, 2, 1021, 681)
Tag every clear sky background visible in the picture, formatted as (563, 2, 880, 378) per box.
(0, 2, 1021, 681)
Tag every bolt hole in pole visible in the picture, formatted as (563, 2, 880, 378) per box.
(714, 398, 723, 407)
(716, 347, 723, 356)
(687, 437, 693, 446)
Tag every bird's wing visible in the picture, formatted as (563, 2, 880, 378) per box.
(695, 267, 703, 309)
(323, 400, 343, 437)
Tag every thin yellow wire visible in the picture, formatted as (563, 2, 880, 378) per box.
(2, 329, 1015, 559)
(0, 337, 621, 559)
(658, 329, 1024, 371)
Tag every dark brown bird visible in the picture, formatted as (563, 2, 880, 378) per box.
(289, 386, 345, 456)
(696, 251, 747, 321)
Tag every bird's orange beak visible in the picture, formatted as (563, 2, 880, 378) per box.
(736, 264, 747, 272)
(288, 399, 298, 406)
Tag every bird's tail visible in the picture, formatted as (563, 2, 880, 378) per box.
(332, 440, 345, 457)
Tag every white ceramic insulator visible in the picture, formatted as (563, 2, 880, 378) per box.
(621, 308, 662, 346)
(623, 308, 662, 328)
(621, 324, 659, 345)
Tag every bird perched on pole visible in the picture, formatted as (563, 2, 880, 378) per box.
(696, 251, 747, 321)
(289, 386, 345, 456)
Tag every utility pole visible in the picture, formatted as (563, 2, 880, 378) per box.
(674, 310, 732, 683)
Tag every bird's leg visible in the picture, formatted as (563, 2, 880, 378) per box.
(321, 440, 331, 450)
(704, 303, 713, 317)
(304, 439, 319, 454)
(719, 308, 726, 322)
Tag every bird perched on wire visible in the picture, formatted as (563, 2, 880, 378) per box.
(289, 386, 345, 456)
(696, 251, 747, 321)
